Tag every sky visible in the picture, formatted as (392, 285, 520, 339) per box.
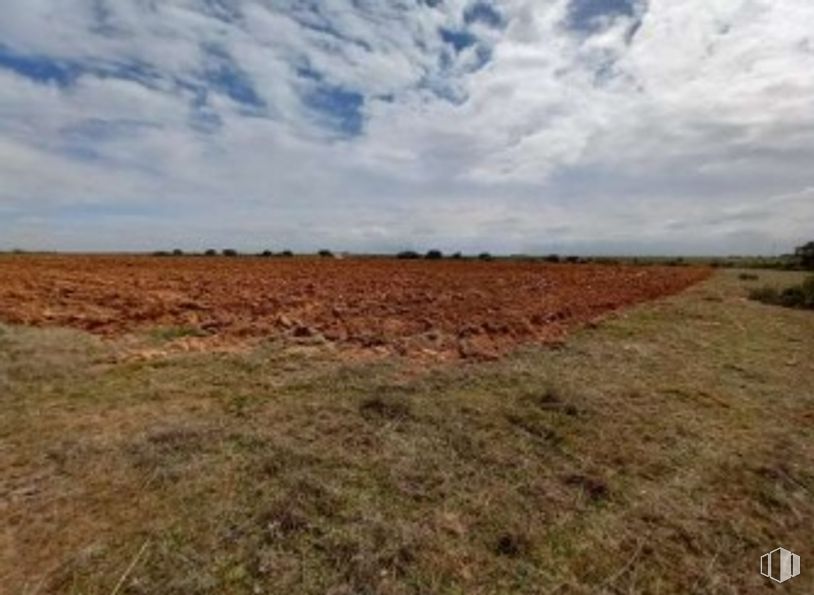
(0, 0, 812, 255)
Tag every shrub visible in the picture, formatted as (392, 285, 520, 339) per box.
(451, 252, 463, 259)
(260, 250, 273, 257)
(778, 286, 807, 308)
(152, 250, 170, 257)
(172, 249, 184, 256)
(397, 250, 420, 260)
(803, 276, 814, 303)
(204, 249, 218, 256)
(748, 286, 778, 303)
(222, 249, 238, 257)
(280, 250, 294, 257)
(749, 276, 814, 309)
(545, 254, 560, 263)
(478, 252, 493, 261)
(425, 249, 443, 260)
(318, 249, 333, 258)
(795, 241, 814, 269)
(738, 272, 759, 281)
(565, 256, 580, 264)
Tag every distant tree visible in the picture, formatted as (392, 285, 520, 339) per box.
(172, 249, 184, 256)
(152, 250, 170, 257)
(545, 254, 560, 263)
(204, 249, 218, 256)
(318, 249, 334, 258)
(260, 250, 274, 257)
(425, 249, 443, 260)
(450, 252, 463, 259)
(397, 250, 421, 260)
(222, 249, 238, 257)
(796, 241, 814, 269)
(478, 252, 493, 261)
(280, 250, 294, 257)
(565, 255, 580, 264)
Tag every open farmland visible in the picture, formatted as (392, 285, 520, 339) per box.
(2, 263, 812, 594)
(0, 256, 710, 359)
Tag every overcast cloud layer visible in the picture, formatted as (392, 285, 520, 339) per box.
(1, 0, 812, 254)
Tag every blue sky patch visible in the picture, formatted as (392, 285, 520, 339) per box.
(567, 0, 637, 33)
(92, 59, 164, 89)
(296, 65, 323, 82)
(472, 45, 493, 71)
(304, 84, 364, 137)
(0, 45, 79, 86)
(203, 46, 265, 109)
(440, 28, 478, 52)
(464, 2, 504, 28)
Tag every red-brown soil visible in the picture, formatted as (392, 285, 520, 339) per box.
(0, 256, 711, 358)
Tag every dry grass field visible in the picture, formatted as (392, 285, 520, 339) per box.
(1, 265, 812, 594)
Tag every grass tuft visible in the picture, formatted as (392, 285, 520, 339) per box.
(359, 393, 413, 422)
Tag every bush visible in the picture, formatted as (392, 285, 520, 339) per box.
(451, 252, 463, 259)
(545, 254, 560, 263)
(738, 272, 759, 281)
(318, 249, 333, 258)
(794, 241, 814, 270)
(280, 250, 294, 257)
(803, 276, 814, 303)
(748, 286, 779, 303)
(152, 250, 170, 257)
(204, 249, 218, 256)
(749, 276, 814, 309)
(478, 252, 493, 261)
(778, 286, 807, 308)
(425, 249, 443, 260)
(260, 250, 273, 257)
(172, 249, 184, 256)
(222, 249, 238, 257)
(565, 256, 580, 264)
(397, 250, 420, 260)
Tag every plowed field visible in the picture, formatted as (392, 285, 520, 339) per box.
(0, 256, 711, 358)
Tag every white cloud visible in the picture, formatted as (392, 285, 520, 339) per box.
(0, 0, 812, 254)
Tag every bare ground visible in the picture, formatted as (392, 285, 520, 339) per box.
(0, 256, 710, 359)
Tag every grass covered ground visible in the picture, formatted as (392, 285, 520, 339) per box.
(1, 269, 812, 594)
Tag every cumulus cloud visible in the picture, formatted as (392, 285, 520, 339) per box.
(0, 0, 812, 254)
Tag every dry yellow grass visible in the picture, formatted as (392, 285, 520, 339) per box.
(1, 269, 812, 594)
